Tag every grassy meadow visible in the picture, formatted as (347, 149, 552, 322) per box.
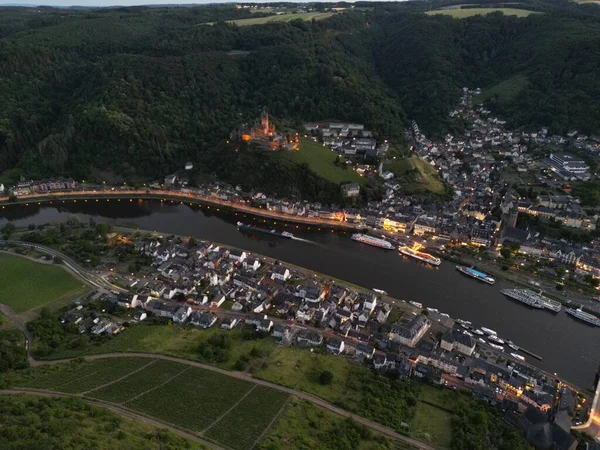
(284, 138, 365, 185)
(426, 8, 538, 18)
(0, 253, 87, 313)
(227, 12, 334, 26)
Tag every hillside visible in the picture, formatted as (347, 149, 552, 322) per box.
(375, 4, 600, 137)
(0, 2, 600, 196)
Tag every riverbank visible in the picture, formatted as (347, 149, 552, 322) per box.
(1, 199, 598, 389)
(0, 189, 361, 232)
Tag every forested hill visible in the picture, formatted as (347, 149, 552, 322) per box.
(0, 7, 402, 183)
(375, 5, 600, 137)
(0, 2, 599, 195)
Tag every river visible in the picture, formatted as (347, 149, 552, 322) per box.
(1, 199, 598, 388)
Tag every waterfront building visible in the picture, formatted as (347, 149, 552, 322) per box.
(389, 314, 430, 348)
(440, 329, 476, 356)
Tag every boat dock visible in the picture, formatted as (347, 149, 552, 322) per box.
(518, 346, 543, 361)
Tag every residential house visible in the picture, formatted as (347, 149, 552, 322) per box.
(296, 329, 323, 347)
(272, 324, 292, 341)
(189, 311, 217, 329)
(172, 306, 192, 324)
(258, 319, 274, 333)
(440, 329, 476, 356)
(355, 342, 375, 359)
(271, 266, 291, 281)
(220, 317, 238, 330)
(326, 336, 345, 355)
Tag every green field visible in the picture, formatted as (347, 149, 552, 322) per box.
(426, 7, 538, 18)
(253, 346, 352, 403)
(41, 324, 279, 370)
(475, 74, 529, 104)
(0, 253, 87, 313)
(283, 138, 365, 185)
(0, 395, 207, 450)
(227, 12, 334, 26)
(205, 386, 289, 450)
(384, 156, 445, 194)
(257, 398, 404, 450)
(409, 402, 453, 448)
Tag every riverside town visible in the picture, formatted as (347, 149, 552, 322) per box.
(1, 87, 600, 450)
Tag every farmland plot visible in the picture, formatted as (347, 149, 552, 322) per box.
(127, 367, 253, 432)
(89, 359, 188, 403)
(205, 386, 289, 450)
(17, 358, 150, 393)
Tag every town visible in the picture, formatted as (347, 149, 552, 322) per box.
(16, 226, 590, 450)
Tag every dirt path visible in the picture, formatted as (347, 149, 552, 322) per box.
(0, 388, 226, 450)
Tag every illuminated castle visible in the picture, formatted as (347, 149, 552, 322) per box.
(238, 109, 298, 151)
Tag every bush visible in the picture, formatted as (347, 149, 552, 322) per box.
(319, 370, 334, 385)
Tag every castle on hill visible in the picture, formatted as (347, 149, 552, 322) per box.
(235, 109, 298, 151)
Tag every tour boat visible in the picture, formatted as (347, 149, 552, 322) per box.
(351, 234, 394, 250)
(398, 245, 441, 266)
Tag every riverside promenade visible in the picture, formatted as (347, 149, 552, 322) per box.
(0, 189, 362, 231)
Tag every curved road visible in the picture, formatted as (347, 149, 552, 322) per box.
(18, 352, 438, 450)
(0, 240, 125, 292)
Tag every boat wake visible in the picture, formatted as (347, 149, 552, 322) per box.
(291, 236, 316, 244)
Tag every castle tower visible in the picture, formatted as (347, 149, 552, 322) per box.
(260, 109, 269, 136)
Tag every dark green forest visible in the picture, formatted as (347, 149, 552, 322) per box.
(0, 1, 599, 200)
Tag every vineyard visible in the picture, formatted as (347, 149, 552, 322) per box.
(11, 357, 296, 449)
(16, 358, 152, 393)
(205, 386, 289, 450)
(88, 359, 189, 403)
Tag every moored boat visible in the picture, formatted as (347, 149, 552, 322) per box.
(481, 327, 497, 336)
(488, 335, 505, 345)
(409, 301, 423, 308)
(372, 288, 387, 295)
(455, 265, 495, 285)
(489, 343, 504, 351)
(352, 234, 394, 250)
(511, 353, 526, 362)
(500, 288, 561, 312)
(398, 245, 441, 266)
(472, 329, 484, 336)
(565, 307, 600, 327)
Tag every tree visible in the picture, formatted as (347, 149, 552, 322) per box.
(1, 223, 16, 239)
(319, 370, 334, 385)
(500, 247, 512, 260)
(188, 236, 198, 246)
(53, 256, 63, 265)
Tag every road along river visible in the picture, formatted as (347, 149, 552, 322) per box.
(1, 199, 598, 388)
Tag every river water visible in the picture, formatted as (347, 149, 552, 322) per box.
(1, 199, 598, 388)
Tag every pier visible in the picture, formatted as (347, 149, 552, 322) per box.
(518, 346, 543, 361)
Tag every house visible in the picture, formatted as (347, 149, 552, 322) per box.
(132, 311, 147, 322)
(326, 336, 345, 355)
(440, 329, 476, 356)
(189, 311, 217, 329)
(271, 266, 291, 281)
(228, 249, 247, 263)
(172, 306, 192, 324)
(390, 315, 431, 348)
(296, 329, 323, 347)
(220, 317, 238, 330)
(258, 319, 273, 333)
(373, 353, 387, 370)
(355, 342, 375, 359)
(272, 324, 292, 341)
(295, 284, 325, 304)
(342, 183, 361, 198)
